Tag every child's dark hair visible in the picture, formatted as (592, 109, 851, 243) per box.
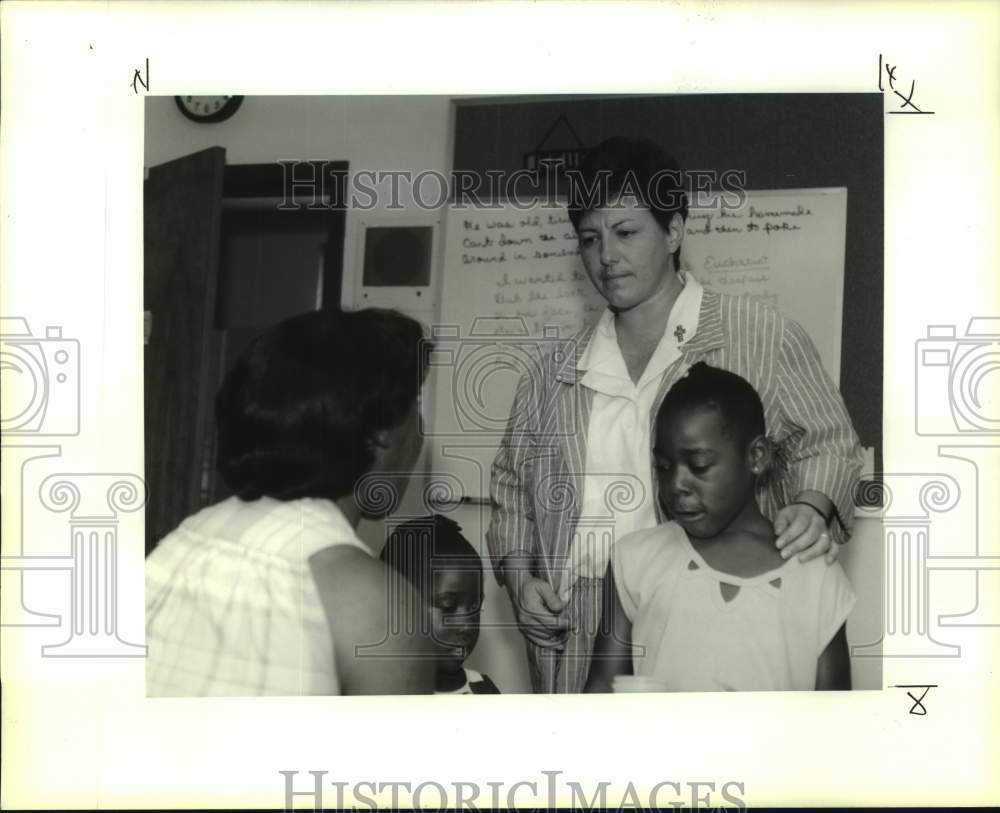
(657, 362, 765, 448)
(215, 308, 428, 503)
(380, 514, 482, 595)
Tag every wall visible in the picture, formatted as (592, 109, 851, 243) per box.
(145, 94, 453, 318)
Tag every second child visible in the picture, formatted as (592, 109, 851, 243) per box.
(382, 515, 501, 694)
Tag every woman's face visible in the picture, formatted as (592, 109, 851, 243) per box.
(360, 399, 424, 518)
(576, 196, 683, 312)
(391, 398, 424, 475)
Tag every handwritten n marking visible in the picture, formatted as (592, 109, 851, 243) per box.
(131, 58, 149, 94)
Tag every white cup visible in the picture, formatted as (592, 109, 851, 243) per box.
(612, 675, 669, 693)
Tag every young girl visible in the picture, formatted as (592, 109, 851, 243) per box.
(381, 515, 501, 694)
(585, 363, 855, 692)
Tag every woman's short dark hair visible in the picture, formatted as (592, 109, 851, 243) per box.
(215, 308, 428, 502)
(567, 136, 689, 267)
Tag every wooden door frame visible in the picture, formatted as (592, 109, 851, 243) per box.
(222, 161, 349, 310)
(203, 161, 349, 505)
(144, 147, 227, 553)
(144, 155, 349, 552)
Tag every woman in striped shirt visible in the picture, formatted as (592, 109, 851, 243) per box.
(487, 137, 863, 693)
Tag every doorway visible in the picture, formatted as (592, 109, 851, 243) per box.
(143, 151, 347, 552)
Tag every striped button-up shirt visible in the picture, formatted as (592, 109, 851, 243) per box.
(487, 282, 863, 693)
(564, 273, 704, 596)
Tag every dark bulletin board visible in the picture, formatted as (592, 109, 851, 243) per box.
(362, 226, 434, 287)
(452, 94, 883, 464)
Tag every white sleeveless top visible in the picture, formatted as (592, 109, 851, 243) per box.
(614, 522, 855, 691)
(145, 496, 370, 696)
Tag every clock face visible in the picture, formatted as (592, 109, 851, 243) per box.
(174, 95, 244, 123)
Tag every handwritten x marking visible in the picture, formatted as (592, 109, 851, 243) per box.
(884, 62, 898, 89)
(893, 80, 925, 113)
(893, 684, 936, 716)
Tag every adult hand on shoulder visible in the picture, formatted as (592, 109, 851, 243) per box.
(774, 494, 839, 565)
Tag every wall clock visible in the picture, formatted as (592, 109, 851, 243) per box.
(174, 95, 244, 124)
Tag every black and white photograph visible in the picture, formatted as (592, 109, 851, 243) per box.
(142, 93, 884, 696)
(2, 3, 997, 810)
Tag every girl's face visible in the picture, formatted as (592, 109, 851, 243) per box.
(576, 196, 683, 312)
(429, 566, 482, 675)
(654, 405, 758, 539)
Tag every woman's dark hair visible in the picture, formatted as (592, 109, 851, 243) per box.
(215, 308, 428, 502)
(656, 362, 765, 449)
(567, 136, 689, 268)
(380, 514, 481, 596)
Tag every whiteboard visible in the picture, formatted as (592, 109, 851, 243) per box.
(427, 188, 847, 499)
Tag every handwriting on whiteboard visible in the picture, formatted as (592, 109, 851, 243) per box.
(447, 190, 844, 367)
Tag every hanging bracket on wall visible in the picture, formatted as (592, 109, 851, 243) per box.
(523, 113, 588, 172)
